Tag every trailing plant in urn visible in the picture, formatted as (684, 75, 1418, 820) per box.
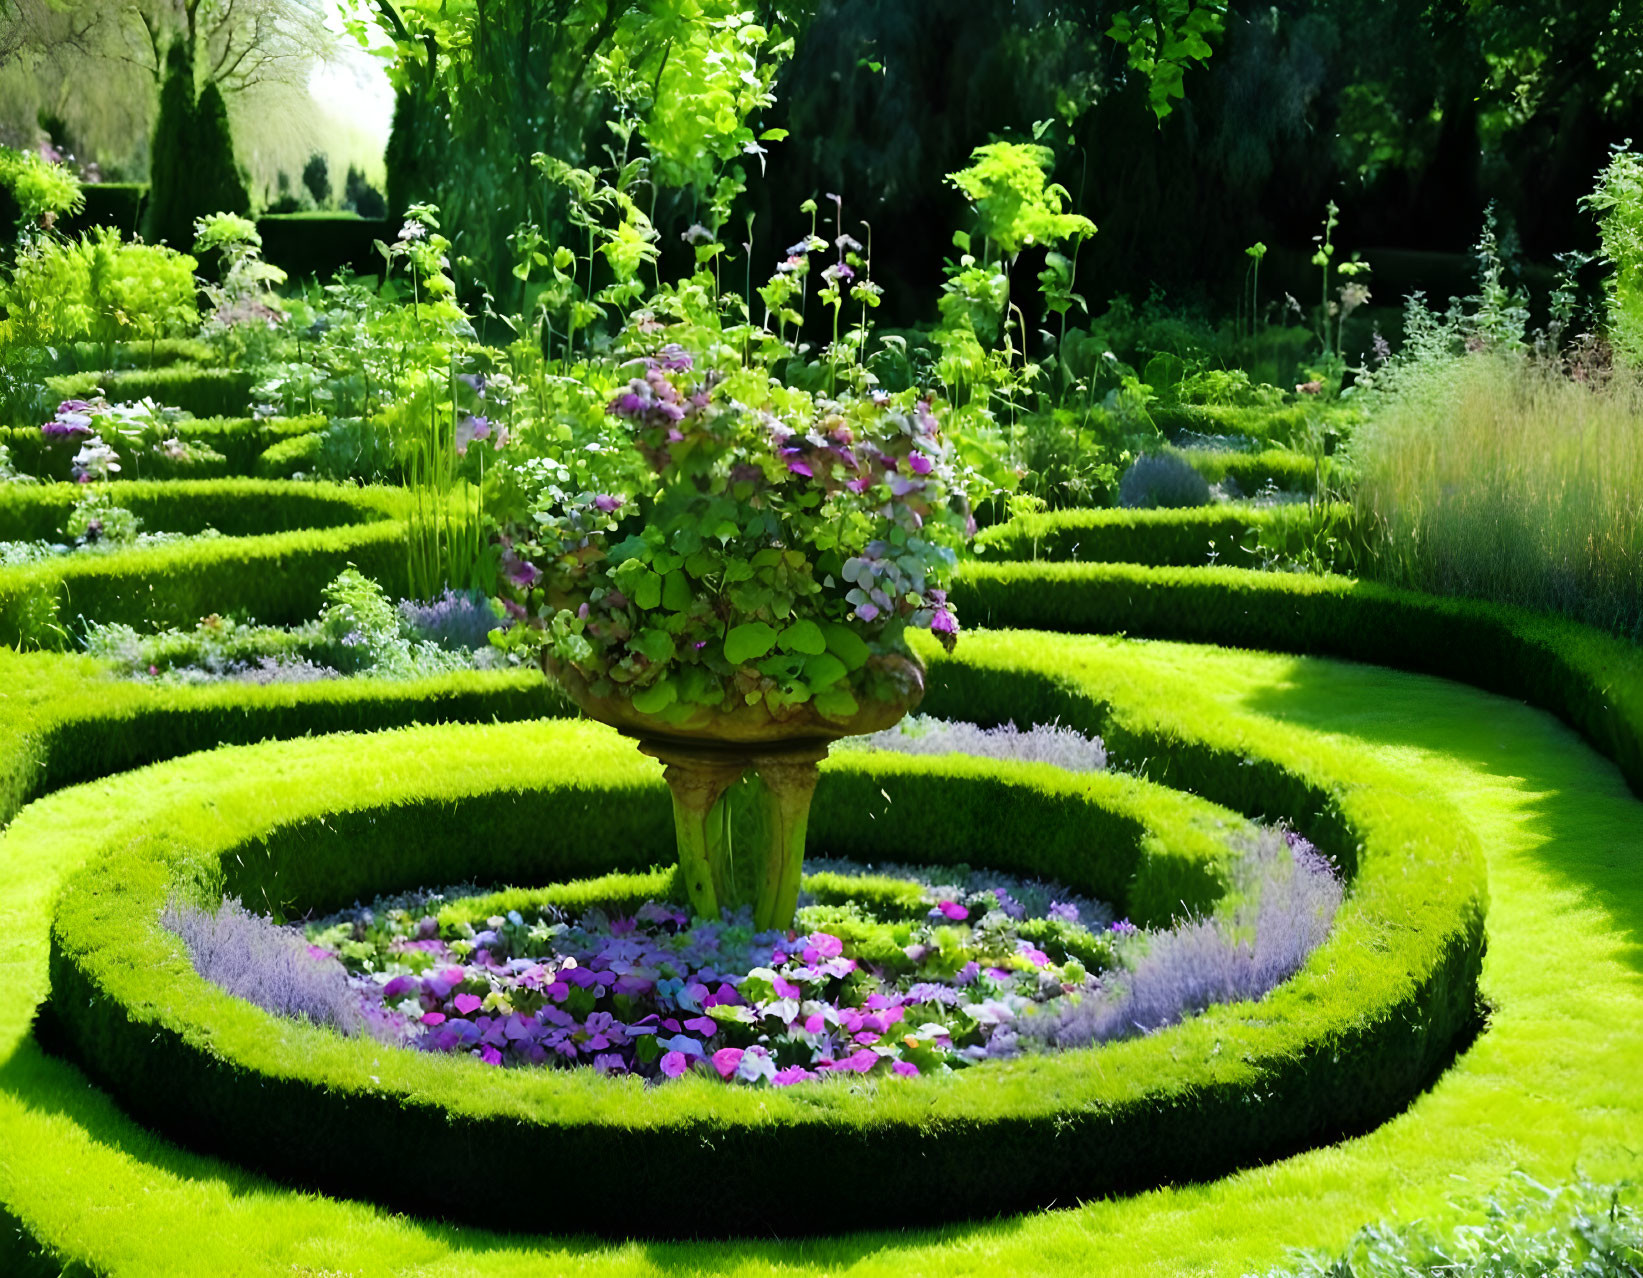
(496, 260, 1008, 930)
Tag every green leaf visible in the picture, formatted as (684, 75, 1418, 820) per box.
(812, 686, 860, 719)
(632, 570, 663, 611)
(777, 619, 826, 655)
(822, 623, 871, 671)
(802, 653, 848, 689)
(630, 628, 676, 664)
(630, 680, 677, 715)
(724, 622, 778, 665)
(662, 571, 693, 612)
(608, 534, 650, 564)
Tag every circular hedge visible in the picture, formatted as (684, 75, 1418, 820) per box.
(42, 666, 1484, 1235)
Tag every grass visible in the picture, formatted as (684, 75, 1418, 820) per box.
(1353, 353, 1643, 640)
(2, 631, 1640, 1274)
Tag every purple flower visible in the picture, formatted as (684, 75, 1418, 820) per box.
(455, 413, 491, 455)
(660, 1051, 690, 1078)
(592, 494, 624, 514)
(656, 344, 693, 371)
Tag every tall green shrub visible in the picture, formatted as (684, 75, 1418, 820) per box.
(193, 83, 251, 223)
(143, 43, 250, 251)
(1588, 148, 1643, 365)
(143, 42, 197, 250)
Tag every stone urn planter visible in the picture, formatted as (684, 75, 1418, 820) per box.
(548, 653, 924, 930)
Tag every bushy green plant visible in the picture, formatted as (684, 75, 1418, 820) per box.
(1258, 1173, 1643, 1278)
(65, 490, 143, 546)
(0, 144, 84, 231)
(1586, 146, 1643, 365)
(194, 213, 288, 368)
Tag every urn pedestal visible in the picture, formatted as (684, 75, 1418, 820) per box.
(547, 655, 924, 929)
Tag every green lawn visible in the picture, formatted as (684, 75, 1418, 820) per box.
(3, 633, 1639, 1276)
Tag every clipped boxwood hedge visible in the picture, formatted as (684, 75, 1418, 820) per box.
(257, 213, 389, 281)
(1153, 401, 1362, 448)
(253, 430, 326, 479)
(0, 478, 404, 542)
(976, 503, 1341, 567)
(1178, 446, 1318, 495)
(951, 561, 1643, 795)
(0, 415, 325, 480)
(0, 519, 412, 641)
(43, 367, 256, 420)
(0, 647, 566, 833)
(41, 631, 1486, 1236)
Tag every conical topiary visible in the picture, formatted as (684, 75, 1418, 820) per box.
(142, 40, 196, 248)
(192, 81, 250, 221)
(143, 43, 250, 250)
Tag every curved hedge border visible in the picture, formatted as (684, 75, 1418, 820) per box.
(37, 630, 1484, 1236)
(976, 503, 1340, 567)
(2, 416, 326, 481)
(951, 561, 1643, 795)
(0, 519, 412, 640)
(1178, 446, 1317, 495)
(0, 649, 564, 826)
(0, 478, 405, 542)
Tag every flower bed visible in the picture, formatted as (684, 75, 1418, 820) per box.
(163, 818, 1337, 1087)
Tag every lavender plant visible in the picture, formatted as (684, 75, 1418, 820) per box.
(162, 896, 368, 1036)
(838, 715, 1108, 773)
(1021, 828, 1342, 1050)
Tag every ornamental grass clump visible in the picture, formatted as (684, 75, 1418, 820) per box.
(1354, 351, 1643, 639)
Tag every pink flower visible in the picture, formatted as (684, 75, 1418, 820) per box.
(936, 901, 969, 922)
(711, 1047, 745, 1078)
(453, 993, 483, 1015)
(802, 933, 843, 961)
